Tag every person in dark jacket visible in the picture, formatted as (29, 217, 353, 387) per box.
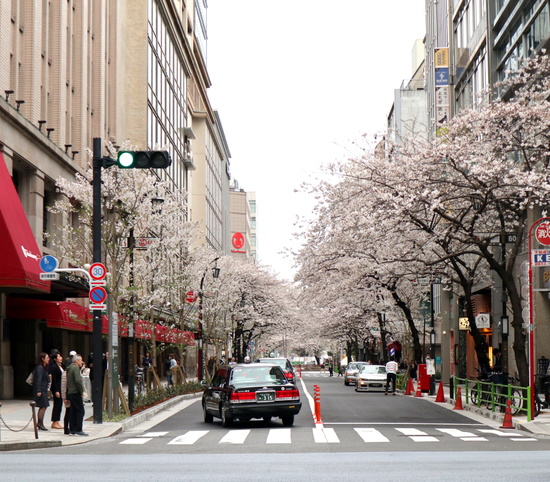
(67, 354, 88, 436)
(62, 352, 75, 434)
(48, 350, 65, 429)
(33, 352, 51, 431)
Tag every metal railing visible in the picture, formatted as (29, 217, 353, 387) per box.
(453, 376, 532, 421)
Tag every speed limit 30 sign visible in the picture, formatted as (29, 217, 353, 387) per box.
(89, 263, 107, 310)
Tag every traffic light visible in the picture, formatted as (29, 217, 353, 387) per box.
(117, 150, 172, 169)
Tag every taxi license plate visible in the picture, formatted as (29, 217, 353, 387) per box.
(256, 391, 275, 402)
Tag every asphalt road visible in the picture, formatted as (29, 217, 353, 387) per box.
(3, 372, 550, 480)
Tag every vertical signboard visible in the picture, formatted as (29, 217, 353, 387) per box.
(434, 48, 450, 133)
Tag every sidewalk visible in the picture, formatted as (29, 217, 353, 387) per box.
(0, 392, 202, 451)
(414, 383, 550, 437)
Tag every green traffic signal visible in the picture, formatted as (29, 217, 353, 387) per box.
(117, 151, 172, 169)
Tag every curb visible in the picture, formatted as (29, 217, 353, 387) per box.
(0, 391, 203, 452)
(0, 440, 62, 451)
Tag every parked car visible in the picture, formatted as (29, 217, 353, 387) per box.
(355, 364, 387, 392)
(256, 357, 296, 383)
(202, 363, 302, 427)
(344, 362, 368, 386)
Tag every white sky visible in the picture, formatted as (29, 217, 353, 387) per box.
(207, 1, 426, 281)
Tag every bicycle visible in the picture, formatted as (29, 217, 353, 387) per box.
(469, 369, 494, 408)
(500, 376, 524, 416)
(135, 365, 145, 395)
(470, 370, 522, 414)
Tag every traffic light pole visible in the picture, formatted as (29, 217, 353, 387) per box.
(91, 139, 171, 421)
(92, 138, 104, 424)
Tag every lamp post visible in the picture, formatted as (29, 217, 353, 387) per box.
(501, 315, 509, 381)
(197, 258, 220, 381)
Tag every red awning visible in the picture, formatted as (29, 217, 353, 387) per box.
(0, 153, 50, 293)
(7, 298, 108, 333)
(8, 299, 196, 341)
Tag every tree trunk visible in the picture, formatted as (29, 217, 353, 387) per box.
(388, 287, 422, 363)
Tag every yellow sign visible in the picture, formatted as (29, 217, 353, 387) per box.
(435, 48, 449, 68)
(459, 317, 470, 330)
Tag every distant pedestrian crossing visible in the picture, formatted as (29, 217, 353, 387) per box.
(118, 426, 537, 446)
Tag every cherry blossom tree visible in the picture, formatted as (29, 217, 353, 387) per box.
(295, 54, 550, 385)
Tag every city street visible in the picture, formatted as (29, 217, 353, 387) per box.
(2, 373, 550, 481)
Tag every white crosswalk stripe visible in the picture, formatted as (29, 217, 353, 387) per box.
(266, 428, 292, 444)
(219, 429, 251, 444)
(120, 437, 152, 444)
(354, 427, 390, 443)
(395, 427, 438, 442)
(118, 427, 537, 446)
(168, 430, 209, 445)
(437, 428, 487, 441)
(312, 427, 340, 443)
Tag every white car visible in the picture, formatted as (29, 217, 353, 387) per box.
(355, 365, 387, 392)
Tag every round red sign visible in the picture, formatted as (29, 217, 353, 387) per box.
(185, 290, 197, 303)
(232, 232, 245, 249)
(536, 222, 550, 246)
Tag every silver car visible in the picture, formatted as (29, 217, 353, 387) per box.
(355, 364, 387, 392)
(344, 362, 368, 386)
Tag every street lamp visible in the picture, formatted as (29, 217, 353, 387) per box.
(197, 258, 220, 381)
(501, 315, 509, 379)
(430, 329, 436, 358)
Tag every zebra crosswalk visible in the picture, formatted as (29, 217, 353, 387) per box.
(118, 426, 537, 446)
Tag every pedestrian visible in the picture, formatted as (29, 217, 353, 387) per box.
(426, 354, 436, 395)
(143, 351, 153, 389)
(409, 360, 418, 381)
(385, 356, 399, 395)
(62, 352, 75, 435)
(33, 352, 51, 430)
(207, 356, 216, 378)
(328, 359, 334, 377)
(48, 350, 65, 429)
(229, 357, 237, 365)
(67, 354, 88, 436)
(142, 351, 153, 369)
(167, 353, 176, 386)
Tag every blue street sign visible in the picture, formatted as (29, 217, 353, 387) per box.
(435, 68, 449, 86)
(532, 250, 550, 266)
(39, 255, 58, 273)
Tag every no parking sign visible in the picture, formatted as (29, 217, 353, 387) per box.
(89, 263, 107, 310)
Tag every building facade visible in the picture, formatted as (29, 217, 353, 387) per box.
(0, 0, 232, 398)
(421, 0, 550, 384)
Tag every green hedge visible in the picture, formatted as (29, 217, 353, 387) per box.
(133, 381, 203, 413)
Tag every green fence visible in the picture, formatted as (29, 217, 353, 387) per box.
(453, 376, 533, 421)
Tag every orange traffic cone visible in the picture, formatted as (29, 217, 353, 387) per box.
(405, 378, 414, 395)
(500, 399, 514, 429)
(415, 382, 422, 397)
(435, 381, 446, 403)
(453, 387, 464, 410)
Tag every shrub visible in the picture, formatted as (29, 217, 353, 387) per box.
(132, 381, 203, 414)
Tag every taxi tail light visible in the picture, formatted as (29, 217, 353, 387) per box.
(276, 388, 300, 400)
(285, 372, 294, 379)
(229, 391, 256, 403)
